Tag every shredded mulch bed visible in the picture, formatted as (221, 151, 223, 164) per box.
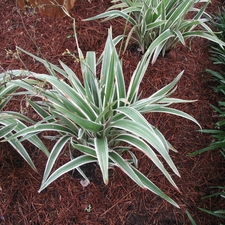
(0, 0, 225, 224)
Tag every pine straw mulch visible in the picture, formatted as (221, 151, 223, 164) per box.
(0, 0, 225, 224)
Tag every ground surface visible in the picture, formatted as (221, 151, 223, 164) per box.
(0, 0, 225, 224)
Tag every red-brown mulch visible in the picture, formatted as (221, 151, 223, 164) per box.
(0, 0, 225, 224)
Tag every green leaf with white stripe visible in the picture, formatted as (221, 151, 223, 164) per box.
(110, 119, 180, 176)
(42, 135, 71, 183)
(39, 155, 97, 192)
(94, 137, 109, 184)
(131, 165, 180, 208)
(109, 151, 145, 188)
(115, 133, 178, 188)
(0, 27, 202, 208)
(4, 123, 76, 141)
(85, 0, 224, 63)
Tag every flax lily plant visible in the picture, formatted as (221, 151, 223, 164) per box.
(85, 0, 225, 64)
(0, 78, 49, 171)
(0, 29, 200, 207)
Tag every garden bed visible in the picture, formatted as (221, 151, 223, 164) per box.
(0, 0, 225, 224)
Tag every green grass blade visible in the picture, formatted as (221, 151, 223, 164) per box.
(188, 142, 225, 156)
(186, 211, 197, 225)
(199, 208, 225, 219)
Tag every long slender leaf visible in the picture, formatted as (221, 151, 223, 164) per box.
(94, 137, 109, 184)
(39, 155, 97, 192)
(42, 135, 71, 183)
(109, 151, 145, 188)
(4, 123, 76, 141)
(131, 165, 179, 208)
(0, 123, 17, 137)
(110, 119, 180, 176)
(115, 133, 178, 188)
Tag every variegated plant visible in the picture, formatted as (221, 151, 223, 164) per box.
(85, 0, 225, 64)
(0, 28, 199, 207)
(0, 77, 49, 171)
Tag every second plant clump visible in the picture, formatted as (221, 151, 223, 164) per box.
(0, 27, 200, 207)
(85, 0, 225, 64)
